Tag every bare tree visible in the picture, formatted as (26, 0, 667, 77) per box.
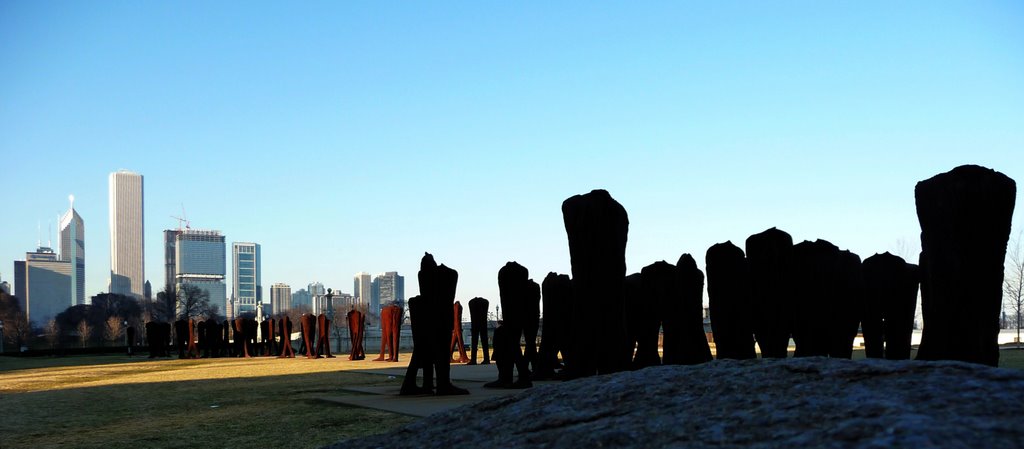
(105, 316, 124, 345)
(77, 320, 91, 348)
(177, 284, 212, 321)
(45, 319, 59, 349)
(1004, 231, 1024, 347)
(0, 291, 31, 350)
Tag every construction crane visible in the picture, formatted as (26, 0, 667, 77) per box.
(171, 204, 190, 231)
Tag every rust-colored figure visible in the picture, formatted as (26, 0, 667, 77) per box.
(204, 318, 220, 357)
(468, 297, 489, 365)
(146, 321, 168, 358)
(300, 314, 319, 358)
(262, 318, 277, 357)
(233, 318, 252, 358)
(375, 304, 401, 362)
(277, 316, 295, 358)
(186, 319, 200, 358)
(347, 309, 365, 360)
(316, 314, 335, 358)
(450, 301, 470, 363)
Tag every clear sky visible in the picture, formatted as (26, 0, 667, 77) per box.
(2, 2, 1022, 316)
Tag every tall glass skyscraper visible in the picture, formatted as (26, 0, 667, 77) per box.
(372, 271, 404, 315)
(108, 171, 144, 298)
(353, 272, 371, 308)
(232, 242, 261, 316)
(172, 229, 226, 318)
(59, 195, 85, 305)
(270, 282, 291, 314)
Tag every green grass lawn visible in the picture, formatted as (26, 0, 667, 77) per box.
(0, 355, 415, 449)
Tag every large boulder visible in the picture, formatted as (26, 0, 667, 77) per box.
(328, 358, 1024, 449)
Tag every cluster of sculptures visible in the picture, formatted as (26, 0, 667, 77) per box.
(421, 165, 1013, 391)
(137, 165, 1015, 397)
(143, 313, 344, 359)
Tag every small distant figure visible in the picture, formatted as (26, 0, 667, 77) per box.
(467, 297, 490, 365)
(126, 325, 136, 357)
(450, 301, 469, 363)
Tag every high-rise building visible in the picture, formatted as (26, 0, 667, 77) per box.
(14, 247, 71, 326)
(353, 272, 371, 308)
(170, 229, 226, 318)
(164, 229, 179, 293)
(270, 283, 291, 314)
(109, 171, 144, 298)
(372, 271, 405, 314)
(291, 288, 312, 309)
(232, 242, 261, 316)
(58, 195, 85, 305)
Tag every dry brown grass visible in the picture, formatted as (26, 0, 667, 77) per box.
(0, 355, 415, 449)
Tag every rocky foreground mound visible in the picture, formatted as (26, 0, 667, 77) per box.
(327, 358, 1024, 448)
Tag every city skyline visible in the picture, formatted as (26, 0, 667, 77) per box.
(2, 3, 1022, 312)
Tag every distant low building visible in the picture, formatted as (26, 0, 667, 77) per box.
(14, 247, 71, 326)
(270, 283, 291, 314)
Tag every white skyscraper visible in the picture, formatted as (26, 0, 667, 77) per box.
(353, 272, 372, 307)
(109, 170, 144, 298)
(59, 195, 85, 305)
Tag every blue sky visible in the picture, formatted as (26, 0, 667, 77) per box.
(2, 2, 1022, 313)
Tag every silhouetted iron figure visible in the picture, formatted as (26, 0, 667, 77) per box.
(222, 320, 231, 357)
(160, 322, 172, 357)
(126, 325, 136, 357)
(745, 227, 795, 358)
(485, 261, 533, 389)
(277, 316, 295, 358)
(422, 253, 469, 395)
(536, 273, 572, 379)
(523, 280, 541, 372)
(637, 264, 674, 367)
(316, 314, 335, 358)
(233, 318, 252, 358)
(174, 319, 195, 359)
(829, 250, 864, 359)
(145, 322, 164, 358)
(791, 240, 842, 357)
(450, 301, 470, 363)
(663, 254, 713, 365)
(624, 272, 646, 368)
(706, 242, 756, 360)
(862, 252, 920, 359)
(467, 297, 490, 366)
(300, 314, 319, 358)
(915, 165, 1016, 366)
(400, 295, 435, 395)
(346, 309, 365, 360)
(197, 320, 207, 357)
(374, 304, 401, 362)
(259, 319, 270, 356)
(562, 189, 630, 377)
